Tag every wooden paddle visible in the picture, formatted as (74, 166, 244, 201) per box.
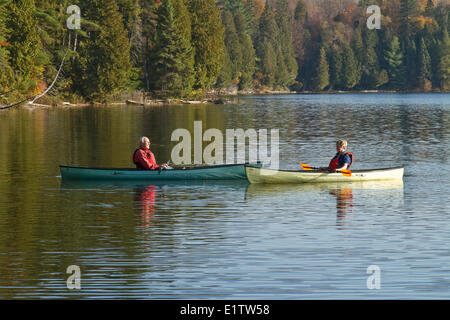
(300, 163, 352, 177)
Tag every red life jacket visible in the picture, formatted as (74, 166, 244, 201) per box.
(133, 148, 152, 170)
(328, 152, 353, 171)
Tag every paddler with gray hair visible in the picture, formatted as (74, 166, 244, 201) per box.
(132, 136, 169, 170)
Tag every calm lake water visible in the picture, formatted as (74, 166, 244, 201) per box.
(0, 93, 449, 299)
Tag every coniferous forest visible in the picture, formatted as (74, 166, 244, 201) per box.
(0, 0, 449, 104)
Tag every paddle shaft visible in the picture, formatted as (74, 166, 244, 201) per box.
(300, 163, 351, 177)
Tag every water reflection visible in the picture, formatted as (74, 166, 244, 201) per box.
(246, 180, 404, 227)
(60, 179, 250, 191)
(1, 93, 448, 299)
(329, 187, 354, 227)
(60, 180, 249, 230)
(134, 185, 156, 227)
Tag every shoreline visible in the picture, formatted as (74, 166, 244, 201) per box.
(2, 89, 448, 110)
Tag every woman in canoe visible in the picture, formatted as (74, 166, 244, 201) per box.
(320, 139, 353, 172)
(133, 136, 169, 170)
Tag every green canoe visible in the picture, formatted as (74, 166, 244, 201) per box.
(60, 163, 261, 181)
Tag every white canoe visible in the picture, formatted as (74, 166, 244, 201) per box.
(245, 166, 404, 184)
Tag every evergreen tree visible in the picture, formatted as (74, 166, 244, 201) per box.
(255, 3, 279, 87)
(417, 37, 432, 89)
(242, 0, 259, 40)
(0, 0, 12, 91)
(373, 69, 389, 88)
(361, 29, 382, 88)
(299, 30, 316, 91)
(274, 48, 288, 88)
(2, 0, 445, 100)
(350, 29, 364, 87)
(294, 0, 307, 23)
(188, 0, 225, 92)
(5, 0, 42, 92)
(75, 0, 131, 101)
(217, 48, 234, 88)
(140, 0, 158, 91)
(34, 0, 81, 97)
(276, 0, 298, 87)
(150, 0, 194, 97)
(384, 36, 406, 89)
(223, 0, 258, 39)
(400, 0, 419, 88)
(341, 43, 359, 89)
(328, 46, 343, 90)
(313, 46, 329, 91)
(223, 0, 243, 13)
(260, 43, 277, 87)
(120, 0, 145, 91)
(428, 39, 440, 88)
(400, 0, 418, 40)
(404, 37, 417, 88)
(222, 10, 242, 84)
(116, 0, 137, 36)
(234, 10, 255, 90)
(172, 0, 195, 89)
(437, 29, 450, 91)
(425, 0, 435, 16)
(351, 29, 364, 62)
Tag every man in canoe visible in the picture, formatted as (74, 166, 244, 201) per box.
(326, 139, 353, 172)
(133, 136, 169, 170)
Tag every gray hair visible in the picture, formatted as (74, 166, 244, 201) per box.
(140, 136, 149, 146)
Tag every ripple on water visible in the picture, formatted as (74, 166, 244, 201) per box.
(0, 93, 449, 299)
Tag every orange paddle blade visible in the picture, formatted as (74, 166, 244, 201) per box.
(338, 169, 352, 177)
(300, 163, 313, 171)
